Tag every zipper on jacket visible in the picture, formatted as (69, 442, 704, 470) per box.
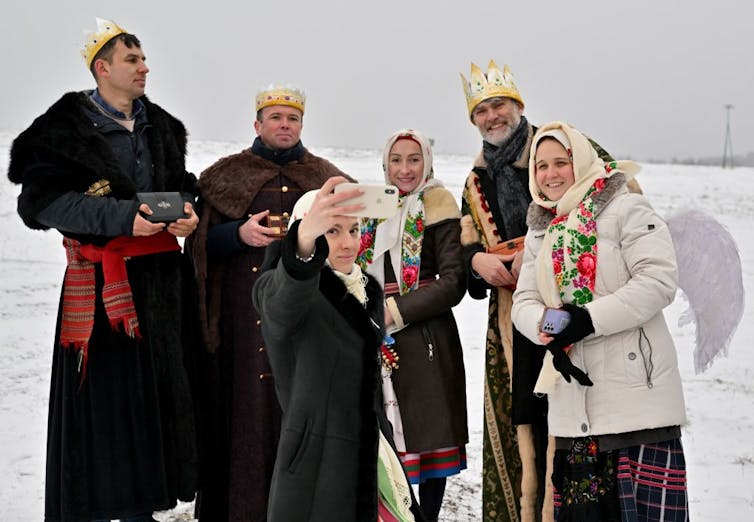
(421, 325, 435, 361)
(638, 328, 654, 388)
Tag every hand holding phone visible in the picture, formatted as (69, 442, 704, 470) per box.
(539, 307, 571, 335)
(539, 306, 594, 386)
(332, 183, 399, 219)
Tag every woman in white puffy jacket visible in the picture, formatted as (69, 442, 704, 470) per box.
(511, 121, 689, 521)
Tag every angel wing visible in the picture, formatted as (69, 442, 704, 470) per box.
(666, 208, 745, 373)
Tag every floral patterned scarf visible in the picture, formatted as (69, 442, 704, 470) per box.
(359, 197, 425, 295)
(545, 177, 606, 305)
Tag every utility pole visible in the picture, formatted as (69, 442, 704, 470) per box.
(722, 104, 734, 168)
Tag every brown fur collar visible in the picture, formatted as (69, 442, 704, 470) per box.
(198, 148, 347, 219)
(526, 172, 627, 231)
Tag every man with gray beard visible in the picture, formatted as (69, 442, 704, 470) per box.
(459, 61, 550, 522)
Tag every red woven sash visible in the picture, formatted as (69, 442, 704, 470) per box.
(382, 277, 435, 298)
(61, 231, 181, 376)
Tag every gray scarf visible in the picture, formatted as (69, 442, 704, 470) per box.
(482, 116, 532, 240)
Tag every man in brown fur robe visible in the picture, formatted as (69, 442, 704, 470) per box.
(187, 85, 350, 521)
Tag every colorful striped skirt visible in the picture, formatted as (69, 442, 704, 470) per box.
(398, 445, 467, 485)
(553, 438, 689, 521)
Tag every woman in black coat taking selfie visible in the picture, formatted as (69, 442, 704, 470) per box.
(253, 177, 422, 522)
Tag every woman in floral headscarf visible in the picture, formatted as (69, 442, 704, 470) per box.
(512, 122, 689, 521)
(358, 129, 468, 522)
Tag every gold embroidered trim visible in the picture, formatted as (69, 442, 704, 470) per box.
(85, 179, 112, 197)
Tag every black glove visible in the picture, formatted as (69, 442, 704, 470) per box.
(547, 304, 595, 386)
(547, 303, 595, 350)
(548, 346, 593, 386)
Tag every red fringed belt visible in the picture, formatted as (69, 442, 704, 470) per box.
(382, 277, 435, 297)
(61, 231, 181, 377)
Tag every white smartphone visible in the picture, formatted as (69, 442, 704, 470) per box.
(333, 183, 399, 219)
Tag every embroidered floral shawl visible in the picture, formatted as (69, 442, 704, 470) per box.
(358, 129, 442, 299)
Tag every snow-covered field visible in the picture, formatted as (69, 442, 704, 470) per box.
(1, 130, 752, 520)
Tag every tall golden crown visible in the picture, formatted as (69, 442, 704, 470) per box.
(255, 84, 306, 114)
(81, 18, 127, 68)
(460, 60, 524, 121)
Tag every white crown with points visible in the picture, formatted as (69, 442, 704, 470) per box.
(460, 60, 524, 121)
(81, 17, 127, 68)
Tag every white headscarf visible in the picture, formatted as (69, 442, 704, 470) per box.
(529, 122, 637, 217)
(363, 129, 442, 293)
(529, 121, 641, 306)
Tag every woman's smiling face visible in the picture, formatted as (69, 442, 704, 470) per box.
(387, 138, 424, 194)
(534, 138, 575, 201)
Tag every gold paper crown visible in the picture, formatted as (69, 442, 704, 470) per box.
(255, 84, 306, 114)
(460, 60, 524, 121)
(81, 18, 127, 69)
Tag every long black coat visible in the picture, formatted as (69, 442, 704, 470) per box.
(253, 223, 418, 521)
(7, 92, 198, 521)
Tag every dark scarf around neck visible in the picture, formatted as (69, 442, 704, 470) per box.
(482, 116, 532, 239)
(251, 136, 305, 165)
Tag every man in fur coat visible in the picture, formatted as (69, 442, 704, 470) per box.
(187, 85, 350, 521)
(7, 19, 199, 521)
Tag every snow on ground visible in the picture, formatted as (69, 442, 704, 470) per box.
(1, 130, 752, 520)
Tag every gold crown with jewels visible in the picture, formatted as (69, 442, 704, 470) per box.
(255, 84, 306, 114)
(460, 60, 525, 121)
(81, 18, 128, 68)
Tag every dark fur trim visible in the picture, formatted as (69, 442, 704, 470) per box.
(318, 268, 384, 348)
(526, 172, 627, 231)
(279, 220, 330, 281)
(318, 265, 383, 519)
(198, 149, 349, 220)
(8, 91, 192, 230)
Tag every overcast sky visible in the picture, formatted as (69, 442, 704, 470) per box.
(2, 1, 752, 162)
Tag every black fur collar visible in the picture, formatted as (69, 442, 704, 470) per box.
(269, 223, 385, 350)
(318, 267, 384, 351)
(317, 263, 383, 520)
(8, 91, 190, 230)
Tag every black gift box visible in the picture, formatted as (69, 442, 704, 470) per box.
(136, 192, 188, 223)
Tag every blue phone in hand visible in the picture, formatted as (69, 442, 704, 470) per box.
(540, 307, 571, 335)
